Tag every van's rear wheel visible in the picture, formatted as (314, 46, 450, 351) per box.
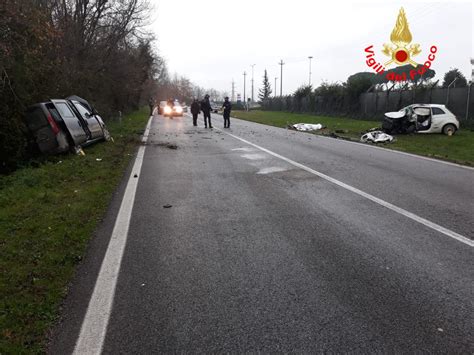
(442, 124, 456, 136)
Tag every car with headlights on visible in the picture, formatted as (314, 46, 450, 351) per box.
(162, 101, 184, 117)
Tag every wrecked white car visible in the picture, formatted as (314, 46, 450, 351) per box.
(382, 104, 459, 135)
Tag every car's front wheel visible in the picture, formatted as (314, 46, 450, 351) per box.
(442, 123, 457, 136)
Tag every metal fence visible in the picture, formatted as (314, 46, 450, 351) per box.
(262, 85, 474, 122)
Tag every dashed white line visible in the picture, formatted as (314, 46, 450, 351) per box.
(257, 166, 288, 174)
(73, 116, 153, 354)
(231, 147, 254, 152)
(241, 153, 267, 160)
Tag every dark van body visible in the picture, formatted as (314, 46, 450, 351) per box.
(24, 96, 110, 154)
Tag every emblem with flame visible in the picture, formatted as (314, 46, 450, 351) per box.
(382, 8, 421, 67)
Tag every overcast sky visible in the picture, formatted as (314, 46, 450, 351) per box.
(151, 0, 473, 97)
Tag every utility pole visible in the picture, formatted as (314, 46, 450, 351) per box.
(231, 79, 235, 102)
(251, 64, 256, 102)
(308, 56, 313, 86)
(278, 60, 285, 96)
(274, 77, 278, 98)
(243, 71, 247, 103)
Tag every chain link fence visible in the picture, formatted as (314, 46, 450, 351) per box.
(262, 85, 474, 123)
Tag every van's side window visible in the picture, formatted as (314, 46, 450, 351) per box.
(73, 102, 91, 119)
(55, 103, 76, 118)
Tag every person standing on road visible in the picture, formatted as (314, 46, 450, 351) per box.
(200, 94, 213, 128)
(148, 97, 155, 116)
(191, 98, 200, 126)
(222, 96, 232, 128)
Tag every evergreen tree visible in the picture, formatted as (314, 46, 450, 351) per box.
(258, 69, 272, 101)
(442, 68, 467, 88)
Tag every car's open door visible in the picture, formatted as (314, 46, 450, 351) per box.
(413, 107, 432, 131)
(50, 99, 88, 145)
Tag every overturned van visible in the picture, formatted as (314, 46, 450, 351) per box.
(382, 104, 459, 135)
(24, 96, 110, 154)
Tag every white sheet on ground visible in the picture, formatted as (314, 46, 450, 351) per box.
(292, 123, 323, 131)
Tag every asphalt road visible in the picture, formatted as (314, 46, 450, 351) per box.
(50, 112, 473, 353)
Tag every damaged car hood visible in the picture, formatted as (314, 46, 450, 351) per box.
(384, 111, 406, 119)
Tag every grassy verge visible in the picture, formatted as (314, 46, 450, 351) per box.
(0, 108, 150, 353)
(231, 110, 474, 166)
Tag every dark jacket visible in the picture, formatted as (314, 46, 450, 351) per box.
(222, 100, 232, 114)
(200, 98, 211, 113)
(191, 101, 200, 115)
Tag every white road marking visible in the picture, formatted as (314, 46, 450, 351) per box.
(241, 153, 267, 160)
(218, 128, 473, 247)
(232, 147, 254, 152)
(73, 116, 153, 354)
(257, 166, 288, 174)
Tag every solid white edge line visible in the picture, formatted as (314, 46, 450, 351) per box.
(218, 127, 473, 247)
(73, 116, 153, 355)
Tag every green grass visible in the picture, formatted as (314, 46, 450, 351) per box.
(231, 110, 474, 166)
(0, 108, 150, 353)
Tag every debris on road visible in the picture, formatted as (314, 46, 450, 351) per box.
(96, 158, 102, 161)
(152, 142, 178, 149)
(360, 131, 394, 143)
(163, 204, 172, 208)
(291, 123, 325, 131)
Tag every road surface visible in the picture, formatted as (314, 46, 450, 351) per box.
(50, 112, 474, 353)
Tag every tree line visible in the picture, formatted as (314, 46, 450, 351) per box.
(267, 66, 469, 105)
(0, 0, 224, 173)
(0, 0, 159, 171)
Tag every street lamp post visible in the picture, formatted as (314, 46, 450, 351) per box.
(308, 56, 313, 86)
(278, 60, 284, 96)
(251, 64, 256, 102)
